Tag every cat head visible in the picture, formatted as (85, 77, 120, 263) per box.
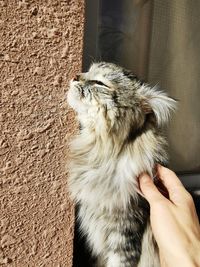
(67, 62, 176, 139)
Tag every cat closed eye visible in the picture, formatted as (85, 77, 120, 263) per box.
(91, 80, 109, 87)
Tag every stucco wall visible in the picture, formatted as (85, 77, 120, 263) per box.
(0, 1, 84, 266)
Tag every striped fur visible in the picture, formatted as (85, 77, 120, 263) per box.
(67, 62, 176, 267)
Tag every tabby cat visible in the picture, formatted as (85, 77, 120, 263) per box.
(67, 62, 176, 267)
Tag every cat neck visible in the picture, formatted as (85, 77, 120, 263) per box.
(70, 125, 167, 174)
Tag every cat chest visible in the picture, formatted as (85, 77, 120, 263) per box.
(70, 160, 136, 210)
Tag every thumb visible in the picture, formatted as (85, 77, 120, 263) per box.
(139, 173, 165, 204)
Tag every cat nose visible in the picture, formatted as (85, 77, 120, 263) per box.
(73, 74, 80, 81)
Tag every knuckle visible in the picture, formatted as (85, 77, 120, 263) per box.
(153, 198, 167, 208)
(184, 192, 194, 205)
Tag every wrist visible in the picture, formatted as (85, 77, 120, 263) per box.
(160, 242, 200, 267)
(180, 242, 200, 267)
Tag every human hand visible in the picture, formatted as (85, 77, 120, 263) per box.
(139, 165, 200, 267)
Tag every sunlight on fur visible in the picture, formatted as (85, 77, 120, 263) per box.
(67, 62, 177, 267)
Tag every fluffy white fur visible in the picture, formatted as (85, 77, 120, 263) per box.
(67, 62, 177, 267)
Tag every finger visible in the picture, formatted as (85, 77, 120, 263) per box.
(157, 165, 183, 188)
(159, 253, 169, 267)
(139, 173, 166, 204)
(157, 165, 190, 205)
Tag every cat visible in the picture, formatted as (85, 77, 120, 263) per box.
(67, 62, 176, 267)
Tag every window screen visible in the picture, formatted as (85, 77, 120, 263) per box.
(83, 0, 200, 174)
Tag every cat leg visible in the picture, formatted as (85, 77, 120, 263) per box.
(138, 224, 160, 267)
(106, 252, 124, 267)
(105, 251, 137, 267)
(95, 256, 106, 267)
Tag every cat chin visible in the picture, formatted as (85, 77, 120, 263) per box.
(67, 86, 87, 114)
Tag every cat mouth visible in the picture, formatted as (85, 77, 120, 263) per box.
(67, 84, 80, 108)
(67, 81, 88, 113)
(71, 80, 85, 95)
(68, 81, 82, 98)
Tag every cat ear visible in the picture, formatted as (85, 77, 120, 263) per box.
(138, 85, 177, 126)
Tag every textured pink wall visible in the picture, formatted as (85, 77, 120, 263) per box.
(0, 1, 84, 266)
